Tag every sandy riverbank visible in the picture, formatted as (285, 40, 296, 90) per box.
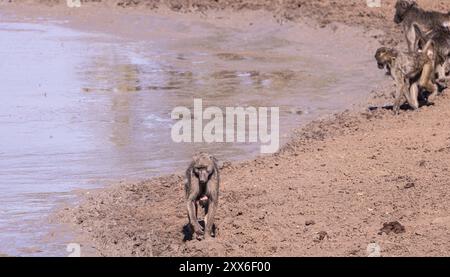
(4, 0, 450, 256)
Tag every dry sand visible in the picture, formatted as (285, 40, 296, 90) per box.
(4, 0, 450, 256)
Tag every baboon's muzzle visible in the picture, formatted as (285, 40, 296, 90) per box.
(377, 63, 385, 69)
(199, 171, 209, 183)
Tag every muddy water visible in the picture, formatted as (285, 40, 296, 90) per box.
(0, 12, 384, 256)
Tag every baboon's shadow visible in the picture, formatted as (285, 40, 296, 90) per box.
(369, 89, 444, 112)
(182, 220, 216, 241)
(369, 101, 434, 112)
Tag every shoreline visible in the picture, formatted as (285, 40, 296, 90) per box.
(3, 0, 450, 256)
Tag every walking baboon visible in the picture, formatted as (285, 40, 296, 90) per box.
(375, 40, 437, 113)
(185, 153, 220, 240)
(394, 0, 450, 52)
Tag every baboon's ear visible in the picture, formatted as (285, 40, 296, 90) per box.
(186, 161, 195, 178)
(193, 153, 201, 163)
(210, 155, 218, 166)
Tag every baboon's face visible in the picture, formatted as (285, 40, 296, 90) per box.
(375, 48, 392, 69)
(193, 155, 215, 183)
(193, 165, 214, 183)
(394, 0, 416, 24)
(191, 153, 216, 183)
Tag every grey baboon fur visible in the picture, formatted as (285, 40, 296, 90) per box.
(375, 41, 438, 113)
(185, 153, 220, 240)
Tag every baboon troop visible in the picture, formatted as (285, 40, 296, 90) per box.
(185, 153, 220, 240)
(376, 0, 450, 112)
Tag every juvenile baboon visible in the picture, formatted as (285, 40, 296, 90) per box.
(394, 0, 450, 52)
(375, 40, 437, 113)
(185, 153, 220, 240)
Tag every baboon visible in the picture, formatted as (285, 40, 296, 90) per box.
(375, 40, 437, 113)
(414, 24, 450, 84)
(394, 0, 450, 52)
(185, 153, 220, 240)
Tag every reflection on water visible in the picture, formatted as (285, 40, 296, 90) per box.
(0, 15, 383, 256)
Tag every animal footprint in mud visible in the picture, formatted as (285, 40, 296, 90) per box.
(378, 221, 405, 235)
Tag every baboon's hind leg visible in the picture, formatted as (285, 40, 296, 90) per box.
(419, 63, 438, 102)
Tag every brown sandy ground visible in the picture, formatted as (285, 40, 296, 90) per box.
(5, 0, 450, 256)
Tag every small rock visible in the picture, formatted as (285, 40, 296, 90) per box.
(314, 231, 328, 242)
(378, 221, 405, 235)
(404, 182, 415, 189)
(305, 220, 316, 226)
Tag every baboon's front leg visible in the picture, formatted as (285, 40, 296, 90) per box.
(186, 182, 203, 238)
(406, 26, 416, 53)
(187, 200, 204, 237)
(195, 201, 198, 219)
(425, 82, 438, 102)
(419, 62, 438, 102)
(204, 199, 217, 238)
(393, 95, 406, 114)
(393, 77, 407, 114)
